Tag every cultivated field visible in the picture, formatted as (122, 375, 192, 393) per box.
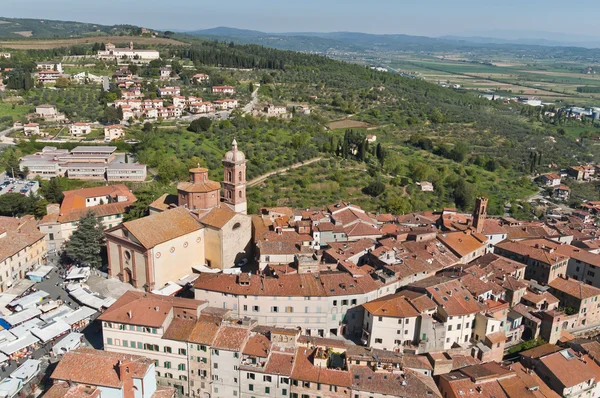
(391, 56, 600, 104)
(328, 119, 372, 130)
(0, 36, 185, 49)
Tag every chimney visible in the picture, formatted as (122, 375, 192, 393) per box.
(127, 311, 132, 319)
(117, 360, 135, 398)
(476, 386, 482, 394)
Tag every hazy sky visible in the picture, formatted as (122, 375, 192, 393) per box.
(3, 0, 600, 37)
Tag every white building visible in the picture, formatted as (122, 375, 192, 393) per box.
(69, 123, 92, 137)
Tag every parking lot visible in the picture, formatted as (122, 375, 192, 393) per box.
(0, 178, 39, 196)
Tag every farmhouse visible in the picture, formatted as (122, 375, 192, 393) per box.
(69, 123, 92, 137)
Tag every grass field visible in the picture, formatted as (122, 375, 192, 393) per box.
(0, 36, 185, 49)
(0, 102, 32, 120)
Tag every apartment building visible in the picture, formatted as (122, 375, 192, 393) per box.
(0, 216, 47, 293)
(99, 292, 209, 395)
(494, 240, 569, 284)
(212, 86, 236, 94)
(104, 125, 125, 141)
(548, 277, 600, 329)
(39, 185, 136, 249)
(361, 290, 437, 351)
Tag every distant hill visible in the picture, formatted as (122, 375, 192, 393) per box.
(0, 17, 146, 39)
(188, 27, 600, 54)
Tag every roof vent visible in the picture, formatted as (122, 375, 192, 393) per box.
(127, 311, 132, 318)
(154, 306, 159, 311)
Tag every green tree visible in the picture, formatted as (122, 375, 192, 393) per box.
(42, 177, 65, 204)
(363, 179, 386, 197)
(453, 178, 475, 210)
(0, 193, 32, 216)
(188, 117, 212, 133)
(64, 211, 105, 268)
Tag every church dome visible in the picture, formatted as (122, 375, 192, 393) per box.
(223, 139, 246, 163)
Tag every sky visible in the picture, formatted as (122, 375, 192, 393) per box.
(3, 0, 600, 38)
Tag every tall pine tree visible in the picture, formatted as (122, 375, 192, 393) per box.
(64, 211, 105, 268)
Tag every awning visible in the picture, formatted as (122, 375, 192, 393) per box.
(0, 333, 39, 355)
(30, 320, 70, 343)
(52, 333, 83, 356)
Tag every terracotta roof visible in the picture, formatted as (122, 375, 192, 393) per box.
(162, 318, 196, 342)
(495, 240, 568, 265)
(539, 349, 599, 388)
(352, 367, 440, 397)
(122, 207, 202, 249)
(520, 344, 562, 359)
(510, 362, 561, 398)
(44, 382, 101, 398)
(213, 326, 249, 351)
(438, 231, 487, 258)
(57, 202, 133, 224)
(486, 331, 507, 344)
(291, 347, 352, 387)
(98, 291, 204, 328)
(187, 315, 221, 345)
(61, 185, 134, 211)
(243, 333, 271, 357)
(197, 206, 237, 229)
(148, 193, 178, 211)
(423, 279, 485, 316)
(264, 352, 295, 376)
(176, 179, 221, 193)
(51, 349, 153, 388)
(362, 291, 436, 318)
(343, 222, 382, 237)
(0, 216, 45, 264)
(549, 277, 600, 300)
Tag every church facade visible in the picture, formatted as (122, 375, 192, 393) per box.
(105, 140, 252, 290)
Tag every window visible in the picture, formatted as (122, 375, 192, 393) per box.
(137, 342, 143, 349)
(265, 387, 271, 394)
(271, 306, 279, 313)
(333, 300, 338, 306)
(378, 316, 383, 322)
(123, 340, 128, 347)
(213, 363, 218, 369)
(264, 375, 272, 382)
(249, 384, 254, 391)
(107, 338, 113, 345)
(164, 362, 171, 369)
(243, 305, 248, 311)
(342, 300, 348, 306)
(213, 349, 219, 356)
(164, 346, 172, 353)
(448, 325, 452, 331)
(178, 364, 186, 371)
(252, 306, 260, 312)
(457, 324, 461, 330)
(286, 306, 293, 313)
(282, 389, 287, 396)
(178, 348, 186, 355)
(233, 222, 241, 230)
(375, 338, 383, 344)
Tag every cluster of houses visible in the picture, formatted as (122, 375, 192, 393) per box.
(5, 139, 600, 398)
(537, 164, 598, 202)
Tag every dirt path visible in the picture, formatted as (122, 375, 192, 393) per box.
(247, 157, 323, 187)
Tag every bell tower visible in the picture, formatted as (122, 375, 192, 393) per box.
(473, 197, 488, 234)
(222, 139, 247, 214)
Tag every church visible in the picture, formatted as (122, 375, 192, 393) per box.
(104, 140, 253, 291)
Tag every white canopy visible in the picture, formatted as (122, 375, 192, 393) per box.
(52, 333, 83, 356)
(2, 308, 41, 327)
(10, 359, 41, 382)
(58, 307, 96, 326)
(9, 291, 49, 311)
(9, 319, 45, 339)
(0, 333, 39, 355)
(0, 378, 21, 398)
(30, 320, 70, 343)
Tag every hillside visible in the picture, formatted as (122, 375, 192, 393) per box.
(0, 17, 145, 39)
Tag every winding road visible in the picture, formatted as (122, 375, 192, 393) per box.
(247, 157, 323, 188)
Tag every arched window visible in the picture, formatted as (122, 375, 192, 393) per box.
(238, 191, 243, 198)
(228, 171, 232, 182)
(238, 171, 242, 181)
(233, 222, 241, 230)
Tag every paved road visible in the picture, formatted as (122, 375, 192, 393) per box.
(243, 85, 260, 114)
(0, 127, 17, 146)
(247, 157, 323, 188)
(102, 76, 110, 92)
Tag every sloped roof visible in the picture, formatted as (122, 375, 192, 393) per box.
(122, 207, 202, 249)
